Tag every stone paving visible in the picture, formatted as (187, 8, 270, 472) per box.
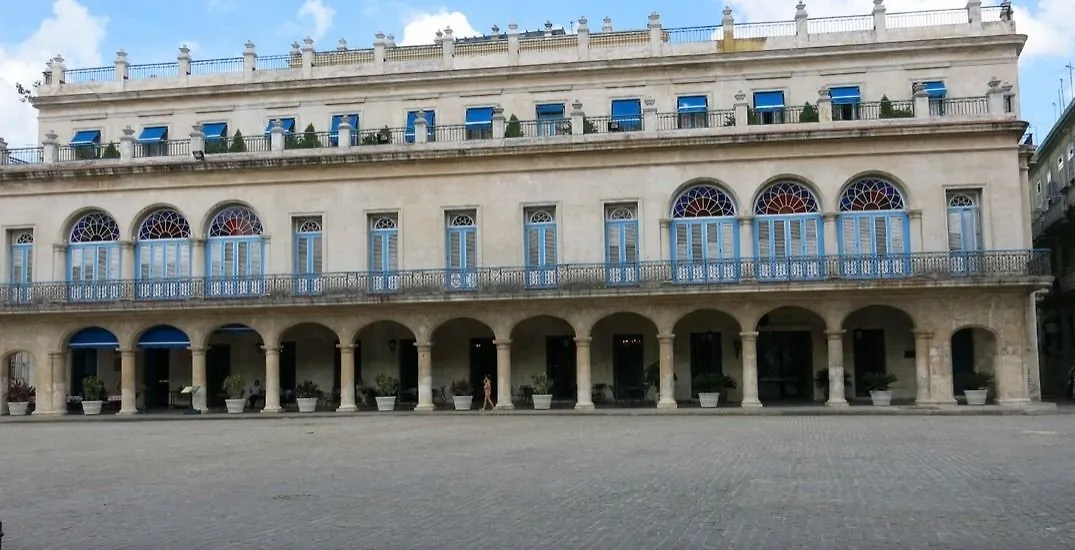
(2, 415, 1074, 549)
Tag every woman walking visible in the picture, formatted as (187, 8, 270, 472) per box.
(482, 375, 495, 411)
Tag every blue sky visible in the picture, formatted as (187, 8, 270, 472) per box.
(1, 0, 1073, 147)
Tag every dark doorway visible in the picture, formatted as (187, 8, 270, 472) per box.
(143, 349, 171, 409)
(205, 345, 231, 409)
(69, 349, 98, 398)
(546, 335, 577, 400)
(757, 331, 813, 401)
(398, 338, 418, 403)
(612, 334, 645, 402)
(852, 329, 886, 397)
(951, 328, 975, 395)
(690, 332, 723, 382)
(469, 338, 496, 399)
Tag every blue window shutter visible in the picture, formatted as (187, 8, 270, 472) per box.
(611, 99, 642, 130)
(137, 126, 168, 142)
(70, 130, 101, 145)
(753, 91, 785, 112)
(829, 86, 861, 105)
(330, 115, 343, 134)
(405, 111, 418, 143)
(406, 110, 435, 143)
(536, 103, 565, 118)
(465, 107, 494, 127)
(264, 118, 296, 136)
(677, 96, 708, 113)
(923, 81, 947, 98)
(202, 123, 227, 140)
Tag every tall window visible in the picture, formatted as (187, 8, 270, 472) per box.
(68, 130, 102, 160)
(405, 110, 436, 143)
(205, 205, 264, 297)
(293, 217, 323, 295)
(830, 86, 861, 121)
(525, 208, 557, 288)
(753, 182, 824, 281)
(329, 114, 359, 146)
(677, 96, 708, 128)
(446, 211, 477, 290)
(137, 126, 169, 157)
(368, 214, 399, 293)
(135, 208, 192, 299)
(536, 103, 567, 136)
(837, 177, 910, 278)
(203, 122, 229, 153)
(670, 184, 739, 283)
(947, 190, 982, 274)
(465, 107, 494, 140)
(610, 99, 643, 132)
(67, 211, 121, 302)
(605, 204, 640, 285)
(8, 230, 33, 304)
(919, 81, 947, 116)
(753, 91, 785, 124)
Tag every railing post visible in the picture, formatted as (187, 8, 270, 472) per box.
(189, 124, 205, 155)
(42, 131, 58, 164)
(414, 111, 428, 144)
(119, 126, 135, 160)
(967, 0, 982, 29)
(301, 36, 314, 77)
(492, 105, 506, 139)
(986, 77, 1005, 115)
(795, 2, 808, 46)
(734, 91, 748, 127)
(243, 41, 256, 79)
(338, 119, 352, 149)
(722, 7, 734, 48)
(0, 138, 9, 165)
(53, 55, 67, 85)
(114, 50, 128, 81)
(602, 16, 613, 33)
(913, 83, 930, 118)
(873, 0, 887, 39)
(643, 97, 658, 132)
(507, 23, 520, 65)
(441, 26, 455, 69)
(571, 100, 585, 135)
(177, 45, 191, 84)
(576, 17, 589, 61)
(270, 119, 285, 151)
(648, 12, 662, 56)
(818, 88, 833, 122)
(373, 33, 386, 73)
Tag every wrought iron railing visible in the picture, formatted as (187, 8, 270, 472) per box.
(0, 250, 1050, 312)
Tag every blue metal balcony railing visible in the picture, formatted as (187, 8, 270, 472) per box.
(0, 250, 1050, 312)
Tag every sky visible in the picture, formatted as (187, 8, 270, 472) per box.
(0, 0, 1073, 148)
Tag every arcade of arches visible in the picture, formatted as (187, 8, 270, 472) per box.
(0, 291, 1040, 415)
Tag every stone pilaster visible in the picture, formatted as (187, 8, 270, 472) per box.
(262, 346, 282, 413)
(574, 337, 594, 409)
(739, 332, 762, 407)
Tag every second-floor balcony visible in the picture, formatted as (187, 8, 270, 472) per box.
(0, 250, 1050, 313)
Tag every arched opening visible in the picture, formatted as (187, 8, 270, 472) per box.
(135, 208, 193, 299)
(752, 181, 824, 281)
(950, 327, 998, 401)
(673, 309, 743, 404)
(431, 318, 496, 409)
(510, 315, 577, 405)
(669, 183, 740, 284)
(205, 204, 265, 297)
(278, 323, 341, 412)
(755, 307, 826, 403)
(837, 176, 910, 278)
(67, 326, 120, 409)
(135, 324, 193, 412)
(842, 305, 916, 401)
(206, 323, 264, 410)
(66, 211, 122, 302)
(354, 320, 417, 409)
(590, 312, 659, 406)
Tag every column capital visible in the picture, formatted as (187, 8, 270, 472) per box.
(823, 212, 838, 221)
(119, 239, 135, 249)
(493, 339, 511, 348)
(48, 350, 65, 359)
(189, 347, 206, 355)
(118, 348, 136, 355)
(416, 342, 432, 352)
(824, 329, 846, 338)
(738, 331, 759, 341)
(738, 215, 755, 225)
(574, 337, 593, 346)
(657, 333, 675, 342)
(52, 242, 66, 253)
(908, 209, 923, 220)
(192, 237, 207, 245)
(261, 345, 281, 354)
(336, 343, 356, 351)
(912, 329, 934, 339)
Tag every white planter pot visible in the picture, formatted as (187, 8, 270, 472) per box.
(698, 392, 720, 408)
(8, 401, 29, 416)
(296, 397, 318, 413)
(869, 390, 893, 407)
(453, 395, 473, 411)
(225, 398, 245, 414)
(532, 394, 553, 410)
(964, 389, 988, 406)
(82, 400, 103, 415)
(375, 396, 396, 412)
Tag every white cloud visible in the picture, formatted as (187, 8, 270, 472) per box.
(400, 10, 480, 46)
(298, 0, 336, 42)
(0, 0, 107, 147)
(205, 0, 235, 14)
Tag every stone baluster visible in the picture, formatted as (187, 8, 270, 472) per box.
(373, 33, 386, 73)
(648, 12, 662, 56)
(577, 17, 590, 61)
(301, 36, 314, 78)
(507, 23, 520, 65)
(873, 0, 887, 38)
(114, 50, 129, 81)
(571, 100, 585, 135)
(795, 2, 809, 45)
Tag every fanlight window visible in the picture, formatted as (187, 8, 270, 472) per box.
(139, 209, 191, 239)
(208, 206, 263, 237)
(70, 212, 120, 242)
(671, 184, 737, 218)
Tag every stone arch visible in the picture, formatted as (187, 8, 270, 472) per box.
(201, 200, 264, 237)
(751, 175, 825, 214)
(668, 179, 740, 218)
(58, 207, 124, 243)
(66, 209, 122, 243)
(510, 315, 578, 402)
(672, 308, 744, 401)
(948, 324, 1000, 397)
(837, 172, 911, 211)
(590, 310, 661, 404)
(350, 317, 421, 345)
(130, 203, 193, 240)
(129, 323, 193, 350)
(841, 305, 917, 400)
(431, 317, 497, 402)
(200, 322, 266, 348)
(753, 306, 829, 402)
(61, 325, 121, 348)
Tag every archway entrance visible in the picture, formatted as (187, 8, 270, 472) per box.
(206, 324, 263, 410)
(755, 307, 825, 403)
(432, 318, 496, 409)
(355, 321, 416, 408)
(135, 324, 192, 411)
(843, 305, 915, 400)
(591, 312, 659, 406)
(511, 315, 577, 405)
(951, 327, 998, 399)
(68, 327, 120, 410)
(673, 309, 742, 404)
(279, 323, 340, 411)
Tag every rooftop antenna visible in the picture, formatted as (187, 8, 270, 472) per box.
(1061, 79, 1067, 109)
(1067, 62, 1074, 102)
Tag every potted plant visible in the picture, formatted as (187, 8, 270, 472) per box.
(956, 372, 994, 405)
(505, 114, 523, 138)
(6, 379, 34, 416)
(81, 375, 105, 415)
(228, 130, 247, 153)
(693, 373, 738, 408)
(450, 378, 473, 411)
(531, 374, 554, 410)
(862, 372, 899, 406)
(799, 102, 819, 123)
(295, 380, 321, 413)
(374, 373, 399, 412)
(223, 374, 246, 414)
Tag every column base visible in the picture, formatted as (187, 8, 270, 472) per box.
(995, 398, 1033, 407)
(915, 399, 958, 407)
(196, 408, 209, 414)
(574, 402, 595, 410)
(825, 399, 849, 407)
(261, 407, 282, 414)
(336, 404, 358, 413)
(494, 403, 515, 411)
(656, 399, 678, 409)
(32, 410, 64, 416)
(117, 409, 139, 416)
(740, 400, 763, 409)
(413, 403, 435, 412)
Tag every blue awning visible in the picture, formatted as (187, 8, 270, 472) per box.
(536, 103, 565, 117)
(829, 86, 861, 105)
(329, 114, 359, 134)
(611, 99, 642, 119)
(138, 126, 168, 143)
(923, 81, 947, 98)
(137, 325, 191, 349)
(465, 107, 494, 127)
(202, 123, 228, 140)
(264, 118, 296, 135)
(677, 96, 708, 113)
(70, 130, 101, 146)
(753, 91, 785, 112)
(69, 327, 119, 349)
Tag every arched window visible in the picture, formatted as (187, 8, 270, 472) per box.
(368, 214, 399, 293)
(947, 190, 982, 274)
(837, 177, 910, 278)
(67, 211, 121, 302)
(524, 208, 557, 289)
(136, 208, 192, 299)
(293, 217, 324, 296)
(10, 230, 33, 288)
(670, 184, 739, 283)
(205, 205, 264, 297)
(752, 181, 824, 280)
(446, 211, 478, 290)
(605, 204, 639, 285)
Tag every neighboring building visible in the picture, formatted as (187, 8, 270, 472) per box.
(0, 1, 1049, 416)
(1030, 99, 1075, 397)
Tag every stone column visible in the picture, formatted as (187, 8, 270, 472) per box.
(642, 97, 658, 132)
(576, 18, 589, 61)
(492, 106, 506, 140)
(269, 120, 285, 151)
(825, 330, 848, 406)
(191, 347, 208, 412)
(734, 91, 748, 127)
(52, 243, 66, 281)
(415, 342, 434, 411)
(914, 330, 932, 404)
(337, 120, 352, 150)
(647, 12, 662, 56)
(909, 211, 923, 252)
(494, 340, 513, 410)
(738, 216, 754, 264)
(823, 213, 838, 275)
(243, 41, 256, 75)
(996, 344, 1031, 406)
(739, 332, 762, 407)
(575, 337, 594, 409)
(873, 0, 887, 38)
(794, 2, 809, 45)
(33, 352, 57, 415)
(119, 348, 137, 414)
(414, 112, 428, 144)
(51, 351, 68, 415)
(119, 127, 135, 160)
(986, 77, 1005, 115)
(338, 344, 357, 412)
(913, 83, 929, 118)
(262, 346, 282, 413)
(120, 240, 135, 300)
(817, 88, 833, 122)
(191, 238, 205, 297)
(42, 131, 58, 164)
(373, 34, 386, 72)
(301, 36, 315, 78)
(570, 100, 585, 136)
(657, 334, 677, 408)
(114, 50, 129, 81)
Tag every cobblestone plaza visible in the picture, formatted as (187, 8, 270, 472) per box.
(2, 414, 1074, 549)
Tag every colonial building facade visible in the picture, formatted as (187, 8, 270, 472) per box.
(0, 1, 1049, 415)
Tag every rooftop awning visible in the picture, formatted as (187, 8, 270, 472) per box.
(70, 130, 101, 146)
(137, 126, 168, 143)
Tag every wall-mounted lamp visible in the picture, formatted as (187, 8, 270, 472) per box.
(388, 339, 397, 352)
